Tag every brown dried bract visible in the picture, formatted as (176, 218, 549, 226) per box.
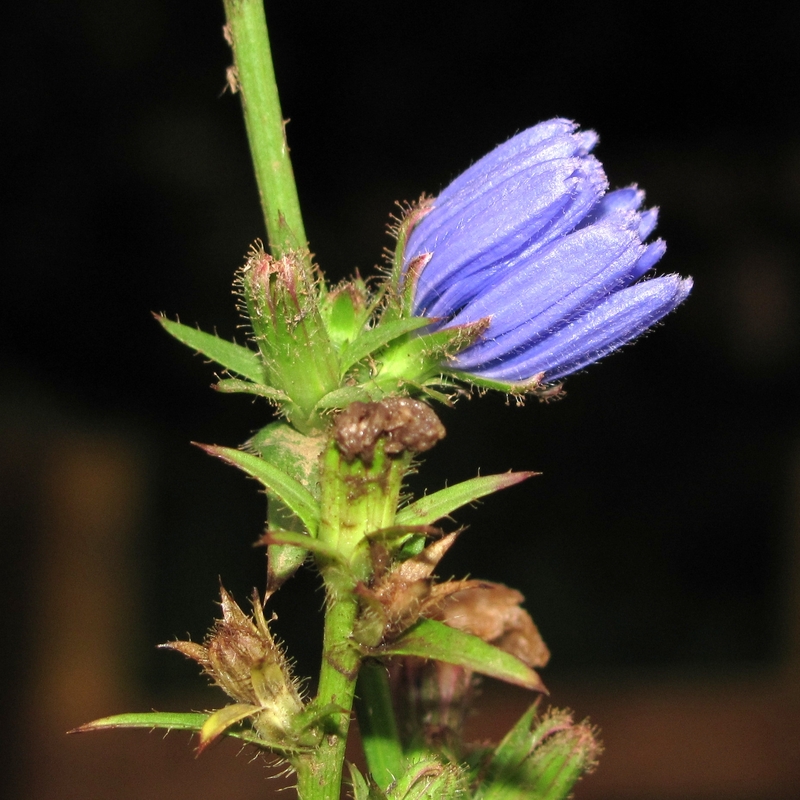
(434, 582, 550, 669)
(333, 397, 445, 464)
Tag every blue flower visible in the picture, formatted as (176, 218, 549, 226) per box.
(405, 119, 692, 384)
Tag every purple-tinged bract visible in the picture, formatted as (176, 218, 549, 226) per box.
(404, 119, 692, 384)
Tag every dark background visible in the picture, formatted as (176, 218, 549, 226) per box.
(4, 2, 800, 798)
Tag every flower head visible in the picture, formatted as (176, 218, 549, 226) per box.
(404, 119, 692, 385)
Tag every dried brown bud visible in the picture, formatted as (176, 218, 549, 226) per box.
(354, 533, 464, 647)
(161, 587, 303, 713)
(333, 397, 445, 463)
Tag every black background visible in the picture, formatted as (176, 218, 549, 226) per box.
(5, 0, 800, 744)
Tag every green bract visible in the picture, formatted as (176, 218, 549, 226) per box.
(158, 233, 492, 433)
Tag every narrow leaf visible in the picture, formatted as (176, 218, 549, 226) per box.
(71, 710, 270, 749)
(339, 317, 433, 375)
(70, 711, 210, 734)
(355, 663, 404, 791)
(265, 528, 341, 563)
(215, 378, 289, 401)
(156, 315, 265, 383)
(396, 473, 536, 527)
(381, 618, 546, 691)
(449, 369, 557, 399)
(199, 444, 320, 536)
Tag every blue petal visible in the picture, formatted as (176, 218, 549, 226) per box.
(404, 118, 693, 385)
(630, 238, 666, 280)
(414, 158, 608, 315)
(451, 213, 648, 368)
(433, 119, 595, 207)
(577, 186, 644, 226)
(460, 276, 693, 382)
(408, 121, 602, 265)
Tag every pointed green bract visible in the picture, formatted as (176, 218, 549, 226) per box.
(380, 618, 546, 691)
(388, 755, 467, 800)
(483, 702, 544, 777)
(449, 369, 567, 403)
(339, 317, 434, 375)
(72, 710, 270, 748)
(215, 378, 289, 401)
(373, 322, 489, 392)
(321, 278, 373, 348)
(349, 764, 386, 800)
(156, 315, 265, 383)
(248, 422, 325, 593)
(396, 472, 536, 527)
(199, 444, 320, 536)
(71, 711, 210, 734)
(313, 385, 385, 412)
(476, 708, 601, 800)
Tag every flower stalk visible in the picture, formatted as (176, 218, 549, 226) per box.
(222, 0, 308, 260)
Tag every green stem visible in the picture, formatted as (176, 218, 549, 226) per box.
(355, 662, 404, 790)
(222, 0, 308, 259)
(295, 439, 411, 799)
(294, 579, 360, 800)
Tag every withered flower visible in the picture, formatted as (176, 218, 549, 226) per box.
(434, 582, 550, 670)
(354, 532, 468, 647)
(161, 586, 307, 753)
(356, 530, 550, 757)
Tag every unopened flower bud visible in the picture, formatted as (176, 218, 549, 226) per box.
(238, 244, 339, 431)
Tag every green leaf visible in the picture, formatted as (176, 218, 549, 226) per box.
(355, 663, 404, 791)
(156, 315, 265, 383)
(199, 444, 320, 536)
(215, 378, 289, 401)
(339, 317, 433, 375)
(70, 711, 210, 735)
(396, 472, 536, 527)
(247, 421, 324, 496)
(380, 619, 546, 691)
(266, 528, 341, 563)
(71, 710, 271, 749)
(246, 423, 326, 593)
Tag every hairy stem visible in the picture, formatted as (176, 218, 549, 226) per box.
(297, 585, 361, 800)
(222, 0, 308, 259)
